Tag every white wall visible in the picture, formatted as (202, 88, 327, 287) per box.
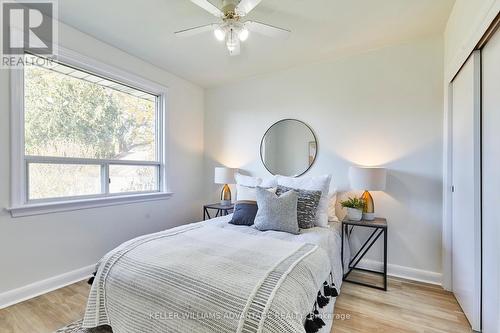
(444, 0, 499, 80)
(205, 36, 444, 281)
(0, 22, 205, 297)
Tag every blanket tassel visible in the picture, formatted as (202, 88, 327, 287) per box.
(87, 271, 96, 285)
(330, 284, 339, 297)
(304, 313, 319, 333)
(313, 305, 325, 329)
(329, 272, 339, 297)
(323, 281, 334, 297)
(305, 271, 338, 332)
(317, 291, 329, 308)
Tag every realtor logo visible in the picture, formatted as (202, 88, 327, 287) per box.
(1, 0, 57, 67)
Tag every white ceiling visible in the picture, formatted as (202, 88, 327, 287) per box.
(54, 0, 455, 87)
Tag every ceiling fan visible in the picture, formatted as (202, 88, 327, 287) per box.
(175, 0, 290, 56)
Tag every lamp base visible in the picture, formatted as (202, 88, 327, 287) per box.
(361, 190, 375, 220)
(362, 212, 375, 221)
(220, 184, 232, 206)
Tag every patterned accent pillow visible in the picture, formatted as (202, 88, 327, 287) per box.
(254, 187, 299, 235)
(276, 185, 322, 229)
(276, 174, 331, 227)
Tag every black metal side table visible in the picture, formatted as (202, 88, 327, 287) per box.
(341, 217, 387, 291)
(203, 203, 234, 220)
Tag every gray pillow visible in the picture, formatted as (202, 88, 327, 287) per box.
(276, 185, 322, 229)
(254, 187, 299, 235)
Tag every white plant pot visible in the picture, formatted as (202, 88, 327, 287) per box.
(346, 208, 363, 221)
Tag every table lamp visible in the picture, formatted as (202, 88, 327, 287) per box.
(349, 166, 387, 220)
(214, 167, 237, 206)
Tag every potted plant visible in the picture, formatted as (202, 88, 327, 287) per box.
(340, 197, 365, 221)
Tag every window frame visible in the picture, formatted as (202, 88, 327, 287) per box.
(8, 47, 172, 217)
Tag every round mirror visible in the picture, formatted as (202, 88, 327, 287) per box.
(260, 119, 317, 177)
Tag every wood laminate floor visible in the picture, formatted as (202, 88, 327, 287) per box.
(333, 272, 472, 333)
(0, 275, 472, 333)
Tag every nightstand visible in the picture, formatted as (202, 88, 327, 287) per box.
(203, 203, 234, 220)
(341, 217, 387, 291)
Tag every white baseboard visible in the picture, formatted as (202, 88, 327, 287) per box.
(356, 259, 442, 286)
(0, 264, 94, 309)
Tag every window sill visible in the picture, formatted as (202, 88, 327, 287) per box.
(6, 192, 173, 218)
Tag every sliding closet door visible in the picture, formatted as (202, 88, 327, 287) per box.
(450, 51, 481, 331)
(482, 27, 500, 333)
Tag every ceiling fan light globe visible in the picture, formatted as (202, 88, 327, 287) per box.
(239, 28, 249, 41)
(214, 27, 226, 41)
(226, 39, 237, 51)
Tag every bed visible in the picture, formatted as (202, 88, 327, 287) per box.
(83, 214, 349, 333)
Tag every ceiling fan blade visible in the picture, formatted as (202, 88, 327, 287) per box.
(245, 21, 290, 38)
(174, 23, 217, 38)
(189, 0, 223, 17)
(235, 0, 262, 16)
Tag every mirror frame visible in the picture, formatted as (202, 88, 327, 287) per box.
(259, 118, 318, 177)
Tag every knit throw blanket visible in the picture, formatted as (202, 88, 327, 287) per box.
(83, 224, 332, 333)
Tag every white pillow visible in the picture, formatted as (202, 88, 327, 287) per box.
(261, 176, 277, 188)
(235, 173, 262, 187)
(275, 174, 332, 227)
(236, 184, 277, 201)
(235, 173, 277, 188)
(328, 191, 339, 222)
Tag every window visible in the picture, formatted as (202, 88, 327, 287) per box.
(9, 51, 170, 216)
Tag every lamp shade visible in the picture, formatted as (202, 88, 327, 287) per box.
(349, 167, 387, 191)
(214, 167, 236, 184)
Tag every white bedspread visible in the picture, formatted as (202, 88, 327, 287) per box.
(204, 214, 348, 291)
(83, 214, 348, 333)
(204, 215, 349, 333)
